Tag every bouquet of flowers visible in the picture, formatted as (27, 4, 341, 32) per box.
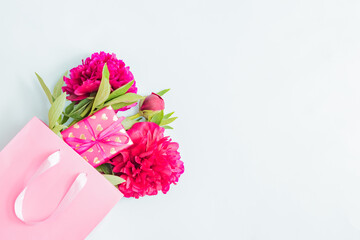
(0, 51, 184, 239)
(36, 52, 185, 199)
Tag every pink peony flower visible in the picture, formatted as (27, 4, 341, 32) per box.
(62, 52, 137, 111)
(140, 93, 165, 111)
(111, 122, 184, 198)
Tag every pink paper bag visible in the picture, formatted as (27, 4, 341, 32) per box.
(0, 117, 123, 240)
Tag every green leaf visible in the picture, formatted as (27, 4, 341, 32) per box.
(157, 89, 170, 96)
(105, 93, 144, 106)
(107, 80, 135, 101)
(103, 174, 125, 186)
(80, 101, 93, 118)
(96, 165, 104, 173)
(150, 110, 164, 125)
(60, 115, 69, 125)
(91, 64, 111, 114)
(67, 98, 92, 117)
(163, 112, 175, 119)
(111, 101, 137, 111)
(160, 117, 177, 126)
(162, 125, 174, 129)
(65, 102, 75, 114)
(52, 123, 66, 134)
(68, 113, 83, 121)
(139, 98, 145, 109)
(122, 117, 139, 130)
(53, 71, 67, 99)
(35, 73, 54, 104)
(48, 92, 66, 129)
(96, 163, 113, 174)
(61, 101, 75, 124)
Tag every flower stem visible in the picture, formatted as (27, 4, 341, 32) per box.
(127, 113, 141, 120)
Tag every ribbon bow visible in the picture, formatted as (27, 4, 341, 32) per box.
(63, 117, 130, 159)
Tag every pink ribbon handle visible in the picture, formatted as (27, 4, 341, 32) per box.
(14, 150, 87, 225)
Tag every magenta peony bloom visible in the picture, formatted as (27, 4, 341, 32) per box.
(111, 122, 184, 198)
(140, 93, 165, 111)
(62, 52, 137, 111)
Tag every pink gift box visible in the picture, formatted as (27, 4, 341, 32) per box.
(0, 117, 123, 240)
(62, 106, 133, 167)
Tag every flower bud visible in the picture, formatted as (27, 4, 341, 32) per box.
(140, 93, 165, 111)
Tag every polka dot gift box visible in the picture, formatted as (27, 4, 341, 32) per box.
(61, 106, 133, 167)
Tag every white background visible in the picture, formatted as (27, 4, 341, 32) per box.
(1, 0, 360, 239)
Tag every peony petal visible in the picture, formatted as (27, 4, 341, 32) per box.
(74, 80, 101, 95)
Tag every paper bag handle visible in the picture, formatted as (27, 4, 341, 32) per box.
(14, 150, 87, 225)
